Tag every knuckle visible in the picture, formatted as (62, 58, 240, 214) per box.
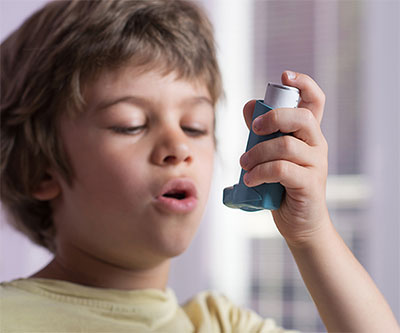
(322, 148, 329, 168)
(302, 73, 317, 87)
(317, 133, 329, 155)
(280, 135, 294, 153)
(251, 148, 263, 166)
(273, 160, 288, 179)
(268, 109, 279, 127)
(322, 136, 329, 152)
(298, 72, 309, 81)
(319, 90, 326, 105)
(302, 108, 315, 123)
(247, 165, 261, 184)
(254, 165, 263, 180)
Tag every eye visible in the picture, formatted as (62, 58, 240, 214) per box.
(181, 126, 208, 137)
(109, 125, 146, 135)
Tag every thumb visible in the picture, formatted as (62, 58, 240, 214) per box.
(281, 71, 326, 124)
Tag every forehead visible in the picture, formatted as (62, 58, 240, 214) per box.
(82, 65, 212, 109)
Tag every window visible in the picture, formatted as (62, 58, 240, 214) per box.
(207, 0, 399, 331)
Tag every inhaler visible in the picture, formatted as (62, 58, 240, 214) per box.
(223, 83, 300, 211)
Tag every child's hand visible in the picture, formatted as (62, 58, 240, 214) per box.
(240, 72, 400, 331)
(240, 71, 329, 246)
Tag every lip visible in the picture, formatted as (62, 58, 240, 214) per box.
(153, 178, 198, 214)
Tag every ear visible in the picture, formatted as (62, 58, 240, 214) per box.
(32, 171, 61, 201)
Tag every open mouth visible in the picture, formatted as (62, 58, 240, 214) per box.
(155, 178, 198, 213)
(162, 190, 188, 200)
(158, 178, 197, 200)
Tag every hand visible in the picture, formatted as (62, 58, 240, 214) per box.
(240, 71, 329, 246)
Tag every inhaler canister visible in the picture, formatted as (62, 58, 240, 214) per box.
(223, 83, 300, 211)
(264, 83, 300, 109)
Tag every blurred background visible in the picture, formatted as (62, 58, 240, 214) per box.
(1, 0, 399, 332)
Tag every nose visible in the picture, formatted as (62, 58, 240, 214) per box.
(150, 127, 193, 166)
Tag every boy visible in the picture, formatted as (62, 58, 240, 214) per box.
(0, 0, 398, 332)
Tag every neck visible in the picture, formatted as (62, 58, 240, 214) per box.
(31, 244, 171, 291)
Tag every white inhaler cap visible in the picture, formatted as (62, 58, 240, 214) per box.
(264, 83, 300, 109)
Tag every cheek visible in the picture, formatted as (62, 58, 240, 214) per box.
(65, 137, 148, 208)
(197, 148, 215, 195)
(86, 154, 145, 195)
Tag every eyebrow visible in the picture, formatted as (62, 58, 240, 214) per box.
(94, 95, 152, 112)
(94, 95, 213, 113)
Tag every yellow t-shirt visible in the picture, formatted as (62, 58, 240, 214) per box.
(0, 278, 297, 333)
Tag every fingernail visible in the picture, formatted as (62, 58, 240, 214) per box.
(286, 70, 297, 80)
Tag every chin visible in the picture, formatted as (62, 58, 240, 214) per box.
(142, 208, 204, 262)
(152, 224, 198, 259)
(158, 235, 193, 258)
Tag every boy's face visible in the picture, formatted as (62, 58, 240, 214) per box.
(52, 66, 215, 269)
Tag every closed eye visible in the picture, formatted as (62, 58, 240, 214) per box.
(109, 126, 146, 135)
(109, 125, 208, 137)
(182, 127, 208, 137)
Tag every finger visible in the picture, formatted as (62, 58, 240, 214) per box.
(252, 107, 325, 146)
(243, 159, 311, 189)
(243, 100, 257, 130)
(240, 135, 317, 171)
(281, 71, 326, 124)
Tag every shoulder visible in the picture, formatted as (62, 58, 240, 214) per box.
(182, 290, 299, 333)
(1, 278, 56, 306)
(0, 279, 79, 332)
(1, 280, 43, 331)
(0, 279, 43, 310)
(1, 280, 53, 329)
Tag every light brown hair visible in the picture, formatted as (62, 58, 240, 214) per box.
(1, 0, 222, 252)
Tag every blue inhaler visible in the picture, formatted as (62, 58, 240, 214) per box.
(223, 83, 300, 211)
